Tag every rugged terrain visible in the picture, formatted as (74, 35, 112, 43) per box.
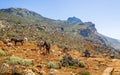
(0, 8, 120, 75)
(0, 40, 120, 75)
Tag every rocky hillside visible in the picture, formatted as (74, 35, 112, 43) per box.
(0, 7, 120, 75)
(0, 8, 119, 57)
(0, 40, 119, 75)
(105, 36, 120, 51)
(0, 8, 120, 54)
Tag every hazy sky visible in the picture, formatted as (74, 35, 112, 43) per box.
(0, 0, 120, 39)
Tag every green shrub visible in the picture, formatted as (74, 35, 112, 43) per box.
(78, 61, 85, 68)
(82, 72, 90, 75)
(21, 59, 34, 66)
(7, 34, 15, 38)
(6, 56, 21, 65)
(68, 65, 77, 69)
(0, 48, 6, 56)
(60, 55, 86, 69)
(6, 56, 33, 66)
(46, 61, 60, 69)
(60, 55, 75, 67)
(37, 26, 45, 31)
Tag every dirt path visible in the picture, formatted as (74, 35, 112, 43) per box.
(102, 67, 113, 75)
(101, 59, 120, 75)
(111, 59, 120, 75)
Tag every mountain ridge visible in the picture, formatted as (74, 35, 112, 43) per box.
(67, 16, 83, 23)
(0, 7, 42, 17)
(0, 7, 120, 55)
(0, 7, 120, 75)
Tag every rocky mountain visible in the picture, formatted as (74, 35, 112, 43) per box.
(105, 36, 120, 51)
(1, 8, 120, 75)
(67, 16, 83, 23)
(0, 8, 54, 24)
(0, 8, 119, 55)
(0, 8, 42, 17)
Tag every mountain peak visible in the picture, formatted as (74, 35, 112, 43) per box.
(0, 7, 42, 17)
(67, 16, 83, 23)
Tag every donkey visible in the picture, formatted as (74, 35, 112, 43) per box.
(10, 38, 24, 46)
(84, 50, 90, 57)
(44, 42, 50, 54)
(37, 41, 50, 54)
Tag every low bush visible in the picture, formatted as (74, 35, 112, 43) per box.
(0, 48, 6, 56)
(7, 34, 15, 38)
(60, 55, 75, 67)
(21, 59, 34, 66)
(78, 61, 85, 68)
(82, 72, 91, 75)
(5, 56, 33, 66)
(46, 61, 61, 69)
(60, 55, 85, 68)
(67, 65, 77, 69)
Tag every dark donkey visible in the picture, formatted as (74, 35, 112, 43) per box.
(11, 38, 24, 46)
(37, 41, 50, 54)
(84, 50, 90, 57)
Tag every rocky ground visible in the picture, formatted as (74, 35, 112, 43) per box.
(0, 40, 120, 75)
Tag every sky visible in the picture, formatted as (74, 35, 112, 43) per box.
(0, 0, 120, 39)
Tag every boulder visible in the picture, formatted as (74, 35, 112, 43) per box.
(0, 63, 10, 73)
(23, 69, 35, 75)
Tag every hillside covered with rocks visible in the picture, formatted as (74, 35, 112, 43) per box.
(0, 8, 120, 75)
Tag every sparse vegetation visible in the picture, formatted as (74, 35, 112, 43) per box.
(78, 61, 85, 68)
(0, 48, 6, 56)
(7, 34, 15, 38)
(0, 7, 119, 75)
(36, 26, 45, 31)
(5, 56, 34, 66)
(46, 61, 61, 69)
(82, 72, 91, 75)
(60, 55, 85, 68)
(67, 65, 77, 69)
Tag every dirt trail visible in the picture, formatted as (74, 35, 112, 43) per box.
(111, 59, 120, 75)
(102, 67, 113, 75)
(101, 59, 120, 75)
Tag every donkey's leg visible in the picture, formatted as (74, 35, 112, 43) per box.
(15, 41, 17, 46)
